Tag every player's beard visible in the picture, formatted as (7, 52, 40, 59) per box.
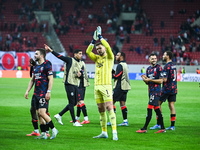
(35, 57, 39, 62)
(151, 61, 156, 66)
(99, 51, 105, 56)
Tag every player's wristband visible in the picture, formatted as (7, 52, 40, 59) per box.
(91, 39, 96, 44)
(98, 35, 103, 39)
(47, 90, 51, 93)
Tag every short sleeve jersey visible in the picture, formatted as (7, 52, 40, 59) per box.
(146, 64, 163, 96)
(162, 62, 177, 94)
(32, 60, 53, 97)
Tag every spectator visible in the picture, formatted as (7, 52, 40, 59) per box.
(196, 68, 200, 74)
(69, 44, 74, 53)
(60, 66, 64, 72)
(179, 67, 182, 74)
(126, 34, 130, 43)
(160, 36, 165, 46)
(149, 27, 153, 36)
(153, 36, 158, 46)
(182, 67, 186, 74)
(141, 67, 145, 73)
(136, 46, 140, 54)
(170, 10, 174, 19)
(17, 65, 22, 70)
(129, 45, 134, 52)
(88, 14, 93, 23)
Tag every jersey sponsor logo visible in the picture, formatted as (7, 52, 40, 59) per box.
(171, 65, 176, 69)
(150, 94, 155, 102)
(35, 73, 41, 79)
(148, 73, 155, 79)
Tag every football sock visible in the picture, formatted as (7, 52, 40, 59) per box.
(113, 105, 116, 113)
(108, 109, 117, 131)
(34, 129, 39, 133)
(40, 124, 46, 132)
(171, 114, 176, 126)
(45, 124, 49, 133)
(100, 112, 107, 132)
(156, 115, 159, 125)
(84, 116, 89, 121)
(142, 107, 153, 130)
(76, 104, 81, 117)
(121, 105, 127, 120)
(32, 119, 39, 130)
(154, 106, 165, 129)
(81, 103, 88, 117)
(75, 116, 80, 121)
(47, 120, 55, 129)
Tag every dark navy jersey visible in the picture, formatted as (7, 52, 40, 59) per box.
(32, 60, 53, 97)
(162, 62, 177, 94)
(146, 64, 163, 96)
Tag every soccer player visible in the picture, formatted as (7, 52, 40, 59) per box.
(26, 58, 50, 137)
(86, 26, 118, 140)
(136, 53, 166, 133)
(25, 48, 58, 139)
(108, 52, 131, 126)
(150, 51, 177, 130)
(44, 45, 83, 127)
(70, 51, 90, 124)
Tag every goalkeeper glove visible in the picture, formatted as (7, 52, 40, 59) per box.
(97, 26, 103, 39)
(93, 30, 99, 41)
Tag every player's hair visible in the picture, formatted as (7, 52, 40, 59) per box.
(73, 49, 82, 54)
(165, 51, 173, 60)
(149, 53, 157, 58)
(95, 42, 103, 47)
(120, 52, 126, 60)
(36, 48, 46, 58)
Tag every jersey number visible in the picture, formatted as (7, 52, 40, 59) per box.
(173, 70, 176, 81)
(39, 98, 46, 106)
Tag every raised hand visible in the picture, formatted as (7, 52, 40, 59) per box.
(44, 44, 53, 52)
(97, 26, 102, 36)
(93, 30, 99, 41)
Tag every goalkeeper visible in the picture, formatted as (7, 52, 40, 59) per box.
(86, 26, 118, 141)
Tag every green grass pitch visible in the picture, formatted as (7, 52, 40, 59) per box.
(0, 78, 199, 150)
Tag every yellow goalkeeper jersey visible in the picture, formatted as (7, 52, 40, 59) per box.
(86, 38, 114, 85)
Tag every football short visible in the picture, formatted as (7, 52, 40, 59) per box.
(32, 95, 49, 110)
(160, 93, 176, 102)
(78, 87, 86, 101)
(148, 94, 160, 106)
(95, 85, 113, 103)
(113, 89, 127, 102)
(65, 84, 78, 106)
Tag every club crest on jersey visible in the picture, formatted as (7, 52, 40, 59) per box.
(97, 62, 103, 68)
(71, 92, 74, 96)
